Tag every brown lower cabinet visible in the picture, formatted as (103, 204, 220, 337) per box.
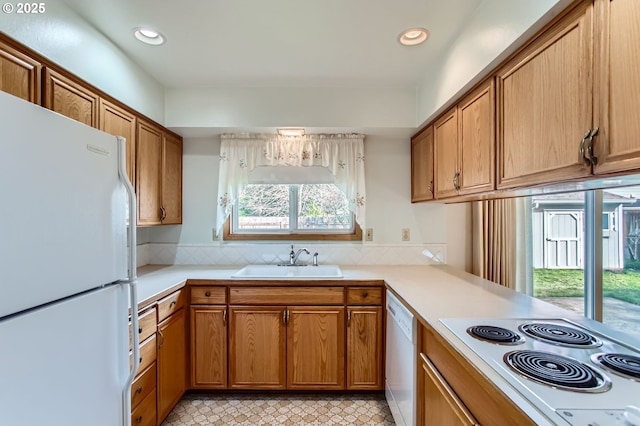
(157, 306, 187, 424)
(417, 323, 535, 426)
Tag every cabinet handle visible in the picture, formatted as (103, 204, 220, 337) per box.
(138, 327, 142, 334)
(160, 206, 166, 221)
(587, 127, 599, 166)
(136, 415, 143, 424)
(170, 300, 177, 308)
(453, 172, 460, 191)
(135, 386, 143, 394)
(362, 291, 369, 298)
(283, 309, 290, 325)
(579, 129, 591, 166)
(223, 308, 227, 326)
(428, 180, 433, 195)
(347, 311, 351, 327)
(205, 291, 211, 297)
(158, 329, 165, 349)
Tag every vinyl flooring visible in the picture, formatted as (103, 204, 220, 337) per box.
(160, 391, 396, 426)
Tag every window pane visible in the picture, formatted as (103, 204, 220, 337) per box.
(297, 184, 352, 230)
(602, 186, 640, 334)
(530, 192, 585, 316)
(237, 184, 290, 230)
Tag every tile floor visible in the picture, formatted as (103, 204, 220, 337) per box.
(161, 392, 396, 426)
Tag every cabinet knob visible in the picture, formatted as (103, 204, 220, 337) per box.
(135, 386, 143, 394)
(362, 291, 369, 298)
(138, 327, 142, 334)
(136, 415, 143, 424)
(139, 356, 142, 363)
(170, 300, 177, 307)
(205, 291, 211, 297)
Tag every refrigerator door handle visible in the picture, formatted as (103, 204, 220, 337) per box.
(118, 136, 138, 426)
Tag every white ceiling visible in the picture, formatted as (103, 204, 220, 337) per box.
(61, 0, 481, 90)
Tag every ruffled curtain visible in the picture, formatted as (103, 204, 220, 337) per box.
(216, 133, 366, 232)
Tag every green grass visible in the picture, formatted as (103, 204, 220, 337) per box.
(533, 268, 640, 305)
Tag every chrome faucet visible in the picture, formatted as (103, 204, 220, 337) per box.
(289, 244, 310, 265)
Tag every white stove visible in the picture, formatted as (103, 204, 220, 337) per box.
(440, 318, 640, 426)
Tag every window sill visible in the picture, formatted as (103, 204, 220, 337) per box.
(223, 219, 363, 241)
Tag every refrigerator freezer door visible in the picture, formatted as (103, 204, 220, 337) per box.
(0, 283, 129, 426)
(0, 92, 127, 318)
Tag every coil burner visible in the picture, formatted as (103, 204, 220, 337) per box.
(591, 353, 640, 381)
(466, 325, 524, 345)
(519, 322, 602, 348)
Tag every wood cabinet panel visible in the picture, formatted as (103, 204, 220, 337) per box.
(131, 333, 156, 375)
(229, 286, 344, 305)
(190, 286, 226, 305)
(99, 98, 136, 183)
(420, 353, 477, 426)
(131, 388, 156, 426)
(157, 308, 187, 424)
(434, 108, 459, 198)
(157, 289, 185, 323)
(411, 126, 434, 202)
(347, 307, 382, 389)
(0, 39, 40, 103)
(136, 119, 163, 226)
(593, 0, 640, 174)
(43, 68, 98, 127)
(458, 79, 495, 195)
(161, 132, 183, 224)
(496, 2, 593, 189)
(190, 306, 227, 388)
(347, 287, 383, 305)
(287, 307, 344, 389)
(131, 363, 156, 409)
(229, 306, 286, 389)
(130, 306, 157, 350)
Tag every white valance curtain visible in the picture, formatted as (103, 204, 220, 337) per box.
(216, 133, 366, 232)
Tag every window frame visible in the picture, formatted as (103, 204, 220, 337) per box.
(223, 183, 363, 241)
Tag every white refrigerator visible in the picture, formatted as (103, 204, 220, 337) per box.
(0, 91, 139, 426)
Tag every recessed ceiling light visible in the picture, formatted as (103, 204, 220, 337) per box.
(133, 27, 165, 45)
(277, 128, 305, 137)
(399, 28, 429, 46)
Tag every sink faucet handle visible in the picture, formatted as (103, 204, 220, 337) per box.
(312, 252, 319, 266)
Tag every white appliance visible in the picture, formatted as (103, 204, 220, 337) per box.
(386, 290, 417, 426)
(0, 91, 139, 426)
(441, 317, 640, 426)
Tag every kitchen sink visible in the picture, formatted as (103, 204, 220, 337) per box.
(231, 264, 343, 279)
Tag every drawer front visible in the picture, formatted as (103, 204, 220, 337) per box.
(347, 287, 382, 305)
(191, 286, 226, 305)
(157, 289, 185, 322)
(131, 362, 156, 409)
(131, 387, 156, 426)
(130, 307, 157, 349)
(131, 334, 157, 375)
(230, 286, 344, 305)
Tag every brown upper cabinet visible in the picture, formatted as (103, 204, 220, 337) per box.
(136, 119, 183, 226)
(99, 99, 137, 184)
(411, 126, 434, 202)
(592, 0, 640, 174)
(433, 79, 495, 199)
(43, 67, 99, 127)
(0, 39, 41, 104)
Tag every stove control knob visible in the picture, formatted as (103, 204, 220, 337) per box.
(624, 406, 640, 426)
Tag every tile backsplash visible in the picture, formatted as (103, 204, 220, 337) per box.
(138, 243, 447, 266)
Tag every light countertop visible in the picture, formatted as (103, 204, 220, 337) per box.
(135, 263, 640, 425)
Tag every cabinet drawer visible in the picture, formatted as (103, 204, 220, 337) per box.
(157, 289, 185, 322)
(130, 387, 156, 426)
(130, 307, 157, 349)
(191, 286, 226, 305)
(230, 286, 344, 305)
(131, 362, 156, 409)
(347, 287, 382, 305)
(131, 334, 156, 375)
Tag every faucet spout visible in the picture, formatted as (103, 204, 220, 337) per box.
(289, 245, 310, 265)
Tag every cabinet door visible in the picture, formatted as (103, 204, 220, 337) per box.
(43, 68, 98, 127)
(0, 39, 41, 103)
(346, 307, 382, 389)
(157, 308, 187, 424)
(458, 79, 495, 195)
(287, 307, 344, 389)
(229, 306, 286, 389)
(496, 1, 593, 189)
(161, 132, 183, 224)
(99, 99, 136, 183)
(190, 306, 227, 388)
(136, 119, 163, 226)
(593, 0, 640, 174)
(434, 107, 459, 199)
(411, 126, 434, 202)
(420, 354, 477, 426)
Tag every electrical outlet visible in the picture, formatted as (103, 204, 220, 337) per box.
(365, 228, 373, 241)
(401, 228, 410, 241)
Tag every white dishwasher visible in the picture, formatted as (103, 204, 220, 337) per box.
(385, 290, 417, 426)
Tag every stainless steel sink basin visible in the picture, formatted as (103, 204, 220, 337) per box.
(231, 264, 343, 279)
